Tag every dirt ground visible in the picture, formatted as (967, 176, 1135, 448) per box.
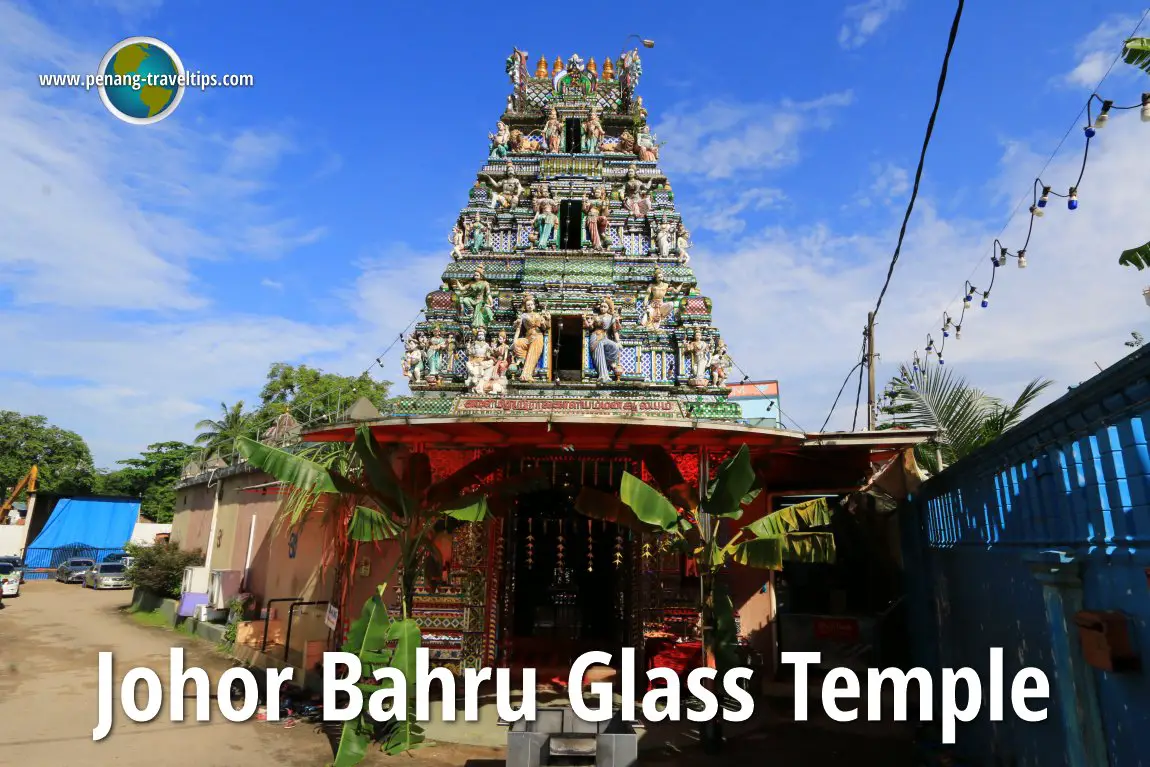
(0, 581, 916, 766)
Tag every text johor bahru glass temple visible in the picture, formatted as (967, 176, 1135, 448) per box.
(170, 47, 931, 739)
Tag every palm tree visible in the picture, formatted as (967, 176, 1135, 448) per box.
(881, 363, 1052, 474)
(193, 401, 253, 464)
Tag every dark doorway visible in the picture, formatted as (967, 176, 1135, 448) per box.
(564, 117, 582, 153)
(551, 315, 584, 381)
(559, 199, 582, 250)
(504, 460, 631, 667)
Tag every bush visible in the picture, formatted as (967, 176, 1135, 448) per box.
(125, 541, 204, 599)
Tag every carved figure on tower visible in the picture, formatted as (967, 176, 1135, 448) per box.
(402, 336, 424, 383)
(465, 328, 495, 392)
(676, 222, 691, 265)
(709, 338, 730, 387)
(584, 203, 607, 249)
(491, 330, 512, 380)
(533, 182, 558, 214)
(465, 214, 489, 254)
(640, 267, 682, 330)
(455, 266, 494, 328)
(424, 328, 450, 382)
(636, 124, 659, 161)
(543, 107, 563, 153)
(449, 223, 465, 260)
(584, 297, 623, 382)
(685, 329, 711, 386)
(653, 214, 676, 259)
(509, 130, 543, 152)
(512, 293, 549, 382)
(622, 165, 654, 218)
(582, 106, 605, 153)
(532, 201, 559, 249)
(481, 163, 523, 210)
(489, 121, 510, 159)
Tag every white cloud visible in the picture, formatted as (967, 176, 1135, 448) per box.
(856, 163, 910, 208)
(1063, 15, 1141, 88)
(679, 187, 786, 235)
(838, 0, 906, 50)
(260, 278, 284, 290)
(654, 92, 854, 180)
(697, 113, 1150, 433)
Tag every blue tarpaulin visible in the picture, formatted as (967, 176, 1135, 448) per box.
(23, 498, 140, 577)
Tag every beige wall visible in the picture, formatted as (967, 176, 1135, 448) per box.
(171, 482, 214, 553)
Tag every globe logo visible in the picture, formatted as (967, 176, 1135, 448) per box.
(97, 37, 186, 125)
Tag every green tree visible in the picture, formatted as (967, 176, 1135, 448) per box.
(125, 540, 204, 599)
(96, 441, 198, 522)
(881, 362, 1052, 473)
(0, 411, 96, 497)
(253, 362, 394, 431)
(1118, 37, 1150, 270)
(193, 401, 254, 464)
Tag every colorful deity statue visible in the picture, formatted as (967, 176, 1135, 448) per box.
(584, 297, 623, 382)
(684, 329, 711, 386)
(449, 222, 465, 260)
(543, 107, 563, 153)
(481, 163, 523, 211)
(640, 267, 681, 330)
(465, 328, 494, 392)
(402, 336, 424, 383)
(556, 54, 593, 96)
(465, 214, 489, 254)
(676, 222, 691, 265)
(653, 214, 676, 259)
(584, 203, 608, 249)
(491, 329, 512, 381)
(423, 329, 449, 382)
(636, 124, 659, 161)
(533, 182, 558, 214)
(489, 121, 510, 159)
(622, 165, 654, 218)
(708, 338, 730, 387)
(582, 106, 605, 153)
(606, 130, 638, 157)
(455, 266, 494, 328)
(532, 201, 559, 249)
(512, 293, 550, 382)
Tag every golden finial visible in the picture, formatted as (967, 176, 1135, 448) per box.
(588, 57, 598, 77)
(535, 55, 548, 78)
(602, 57, 615, 80)
(552, 56, 563, 76)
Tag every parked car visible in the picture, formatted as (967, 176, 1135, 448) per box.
(101, 552, 128, 564)
(84, 562, 130, 590)
(56, 558, 95, 583)
(0, 563, 20, 597)
(0, 556, 24, 584)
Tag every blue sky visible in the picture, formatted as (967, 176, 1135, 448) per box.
(2, 0, 1149, 466)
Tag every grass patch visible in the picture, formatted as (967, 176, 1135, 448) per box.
(127, 607, 171, 629)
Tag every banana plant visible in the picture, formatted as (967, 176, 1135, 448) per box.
(1118, 38, 1150, 269)
(575, 444, 837, 675)
(331, 583, 424, 767)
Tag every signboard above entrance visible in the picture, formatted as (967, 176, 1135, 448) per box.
(453, 397, 685, 418)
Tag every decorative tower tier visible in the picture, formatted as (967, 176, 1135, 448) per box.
(392, 49, 739, 421)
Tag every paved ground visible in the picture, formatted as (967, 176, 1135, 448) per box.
(0, 581, 917, 766)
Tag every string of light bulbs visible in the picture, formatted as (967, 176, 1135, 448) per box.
(908, 13, 1149, 379)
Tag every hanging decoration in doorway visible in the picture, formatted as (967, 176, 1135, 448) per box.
(641, 540, 653, 573)
(556, 518, 565, 572)
(586, 519, 594, 572)
(525, 517, 534, 568)
(614, 529, 624, 568)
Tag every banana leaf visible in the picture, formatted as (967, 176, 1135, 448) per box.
(442, 497, 489, 522)
(1119, 240, 1150, 271)
(704, 445, 755, 519)
(726, 536, 783, 569)
(348, 506, 401, 542)
(781, 532, 837, 564)
(1122, 37, 1150, 74)
(235, 436, 338, 494)
(353, 426, 415, 517)
(333, 587, 394, 767)
(574, 486, 647, 532)
(744, 497, 834, 538)
(708, 579, 740, 673)
(620, 472, 682, 533)
(379, 617, 424, 755)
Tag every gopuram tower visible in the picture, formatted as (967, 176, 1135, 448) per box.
(393, 49, 740, 421)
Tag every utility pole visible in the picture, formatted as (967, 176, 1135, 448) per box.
(866, 312, 877, 431)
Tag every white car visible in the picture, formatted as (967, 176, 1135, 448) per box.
(0, 563, 20, 597)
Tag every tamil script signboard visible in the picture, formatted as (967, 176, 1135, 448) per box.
(452, 397, 685, 418)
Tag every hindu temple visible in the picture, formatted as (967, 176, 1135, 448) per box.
(173, 48, 930, 688)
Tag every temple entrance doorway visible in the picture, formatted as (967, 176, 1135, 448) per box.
(558, 199, 583, 250)
(501, 457, 634, 669)
(564, 117, 582, 153)
(551, 314, 584, 381)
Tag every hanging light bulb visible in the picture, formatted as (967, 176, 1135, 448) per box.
(1095, 100, 1113, 129)
(912, 352, 921, 373)
(1017, 249, 1027, 269)
(942, 313, 952, 337)
(963, 293, 973, 307)
(938, 355, 945, 365)
(1084, 124, 1096, 138)
(1068, 187, 1078, 210)
(1037, 186, 1051, 209)
(981, 294, 989, 309)
(955, 325, 962, 340)
(1030, 204, 1043, 219)
(1141, 93, 1150, 123)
